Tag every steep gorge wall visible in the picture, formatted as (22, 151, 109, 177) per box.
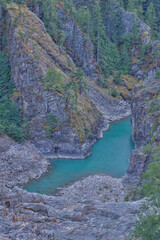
(4, 3, 101, 158)
(4, 3, 130, 159)
(3, 2, 158, 161)
(124, 79, 160, 185)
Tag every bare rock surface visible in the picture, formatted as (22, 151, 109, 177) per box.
(0, 133, 142, 240)
(0, 134, 49, 188)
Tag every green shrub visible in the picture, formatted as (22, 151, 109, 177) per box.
(97, 76, 108, 88)
(42, 68, 64, 93)
(152, 123, 158, 133)
(113, 74, 123, 85)
(141, 43, 152, 60)
(133, 209, 160, 240)
(124, 194, 129, 201)
(133, 157, 160, 239)
(110, 88, 118, 97)
(6, 123, 26, 143)
(46, 113, 61, 136)
(142, 144, 152, 154)
(154, 71, 160, 79)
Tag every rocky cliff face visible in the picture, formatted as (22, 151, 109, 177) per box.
(4, 3, 99, 158)
(130, 40, 160, 81)
(3, 3, 130, 158)
(58, 8, 99, 79)
(124, 79, 160, 185)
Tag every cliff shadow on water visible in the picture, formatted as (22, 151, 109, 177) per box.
(24, 117, 134, 195)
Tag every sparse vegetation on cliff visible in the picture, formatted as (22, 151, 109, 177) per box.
(129, 81, 160, 239)
(42, 68, 65, 94)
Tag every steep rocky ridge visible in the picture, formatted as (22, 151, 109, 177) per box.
(25, 0, 145, 100)
(4, 3, 100, 158)
(3, 3, 130, 158)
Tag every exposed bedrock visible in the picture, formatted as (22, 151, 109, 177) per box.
(124, 80, 160, 185)
(5, 3, 130, 159)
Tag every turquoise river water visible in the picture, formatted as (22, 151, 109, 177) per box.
(24, 117, 134, 195)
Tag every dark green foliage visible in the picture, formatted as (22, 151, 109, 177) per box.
(46, 113, 60, 136)
(42, 68, 65, 93)
(154, 70, 160, 79)
(141, 160, 160, 198)
(121, 0, 160, 39)
(142, 143, 152, 154)
(96, 76, 108, 88)
(141, 43, 152, 60)
(124, 194, 129, 201)
(110, 88, 118, 97)
(100, 0, 124, 44)
(119, 44, 131, 74)
(40, 0, 60, 42)
(64, 68, 87, 111)
(0, 51, 25, 142)
(113, 73, 123, 85)
(70, 68, 87, 95)
(145, 2, 158, 39)
(132, 145, 160, 239)
(63, 0, 122, 77)
(152, 123, 158, 133)
(133, 209, 160, 240)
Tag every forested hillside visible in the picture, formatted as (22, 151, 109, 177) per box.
(120, 0, 160, 36)
(1, 0, 159, 79)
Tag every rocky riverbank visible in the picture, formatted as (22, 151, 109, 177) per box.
(0, 124, 142, 240)
(0, 185, 142, 240)
(0, 134, 49, 188)
(0, 154, 142, 240)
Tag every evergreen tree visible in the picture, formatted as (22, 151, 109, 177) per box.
(0, 0, 2, 21)
(145, 2, 158, 39)
(120, 44, 130, 73)
(40, 0, 59, 42)
(0, 51, 25, 142)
